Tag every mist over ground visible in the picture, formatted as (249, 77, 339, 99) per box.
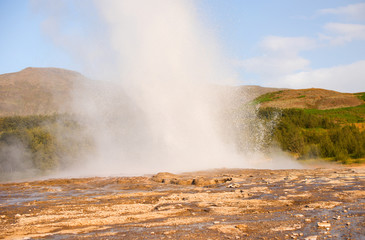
(3, 0, 301, 180)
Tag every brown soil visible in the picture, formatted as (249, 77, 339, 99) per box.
(0, 168, 364, 239)
(260, 88, 363, 110)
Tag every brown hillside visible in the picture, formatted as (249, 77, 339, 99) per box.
(0, 67, 88, 116)
(0, 69, 287, 117)
(235, 85, 287, 102)
(259, 88, 363, 110)
(0, 67, 362, 116)
(217, 85, 287, 106)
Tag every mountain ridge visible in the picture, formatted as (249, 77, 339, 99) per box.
(0, 67, 88, 116)
(255, 88, 364, 110)
(0, 67, 363, 116)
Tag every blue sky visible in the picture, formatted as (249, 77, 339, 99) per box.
(1, 0, 364, 92)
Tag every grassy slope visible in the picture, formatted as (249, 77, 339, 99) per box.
(255, 90, 365, 164)
(255, 89, 365, 123)
(254, 88, 363, 110)
(299, 92, 365, 124)
(303, 104, 365, 123)
(254, 91, 283, 104)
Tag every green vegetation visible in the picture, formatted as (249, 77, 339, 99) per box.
(303, 104, 365, 123)
(254, 91, 283, 104)
(258, 107, 365, 164)
(1, 102, 364, 180)
(297, 95, 306, 98)
(355, 92, 365, 101)
(0, 114, 91, 179)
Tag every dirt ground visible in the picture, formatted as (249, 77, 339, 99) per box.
(0, 167, 364, 240)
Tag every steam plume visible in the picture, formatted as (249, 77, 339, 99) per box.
(33, 0, 300, 177)
(73, 0, 243, 175)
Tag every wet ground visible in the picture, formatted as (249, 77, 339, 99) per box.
(0, 168, 364, 239)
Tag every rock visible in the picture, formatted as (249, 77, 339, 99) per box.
(227, 183, 240, 188)
(208, 224, 241, 234)
(235, 189, 249, 198)
(208, 179, 218, 185)
(192, 177, 209, 186)
(151, 172, 178, 183)
(169, 178, 179, 184)
(154, 204, 178, 211)
(271, 224, 302, 231)
(346, 222, 351, 226)
(222, 176, 233, 182)
(317, 221, 331, 228)
(163, 230, 176, 235)
(291, 232, 299, 239)
(191, 177, 232, 186)
(305, 218, 311, 223)
(304, 236, 318, 240)
(295, 214, 304, 218)
(235, 224, 247, 231)
(333, 216, 340, 220)
(213, 221, 220, 224)
(176, 179, 193, 185)
(15, 214, 21, 218)
(306, 201, 341, 209)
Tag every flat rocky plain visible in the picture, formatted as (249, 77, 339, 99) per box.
(0, 167, 364, 239)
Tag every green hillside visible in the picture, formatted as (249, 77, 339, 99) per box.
(258, 105, 365, 164)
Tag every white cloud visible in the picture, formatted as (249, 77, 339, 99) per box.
(239, 55, 310, 78)
(237, 4, 365, 92)
(319, 3, 365, 21)
(321, 22, 365, 45)
(239, 33, 365, 92)
(271, 60, 365, 93)
(236, 36, 314, 78)
(260, 36, 316, 53)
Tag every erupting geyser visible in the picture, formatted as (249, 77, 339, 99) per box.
(35, 0, 300, 177)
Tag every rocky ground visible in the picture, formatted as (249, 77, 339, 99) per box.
(0, 168, 364, 239)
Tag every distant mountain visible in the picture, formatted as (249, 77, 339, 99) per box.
(0, 67, 88, 116)
(255, 88, 364, 110)
(0, 67, 363, 117)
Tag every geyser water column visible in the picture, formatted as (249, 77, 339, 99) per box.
(79, 0, 245, 174)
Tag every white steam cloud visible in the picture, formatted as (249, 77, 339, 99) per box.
(33, 0, 300, 177)
(75, 0, 243, 175)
